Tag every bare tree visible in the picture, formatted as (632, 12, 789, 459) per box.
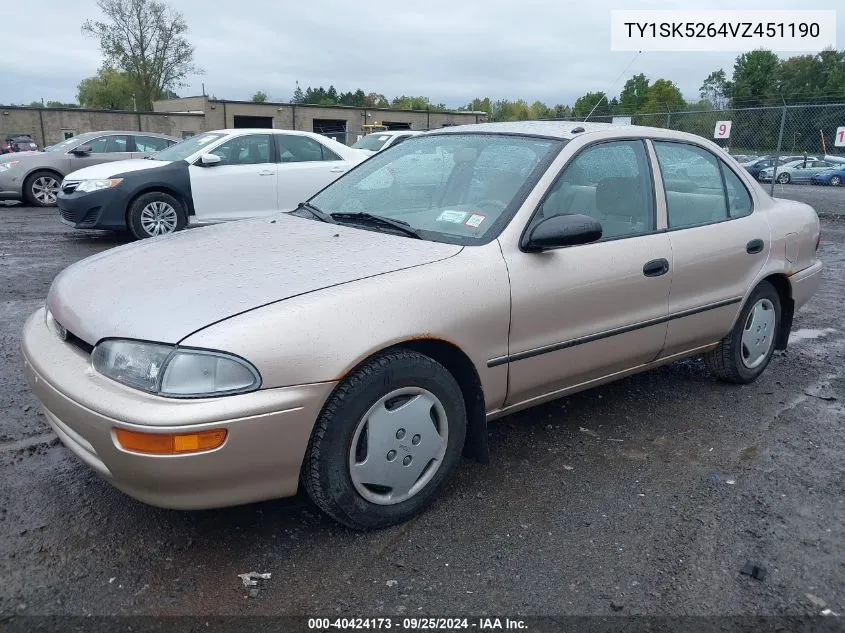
(82, 0, 201, 111)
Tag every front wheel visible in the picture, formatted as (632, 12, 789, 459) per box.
(830, 175, 842, 187)
(704, 281, 781, 384)
(301, 349, 467, 530)
(776, 172, 791, 184)
(127, 192, 186, 239)
(24, 171, 61, 207)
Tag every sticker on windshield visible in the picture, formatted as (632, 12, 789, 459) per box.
(436, 210, 468, 223)
(465, 213, 486, 228)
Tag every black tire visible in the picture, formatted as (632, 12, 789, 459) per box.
(776, 172, 791, 184)
(830, 175, 842, 187)
(127, 191, 186, 240)
(704, 281, 781, 384)
(301, 349, 467, 530)
(23, 170, 61, 207)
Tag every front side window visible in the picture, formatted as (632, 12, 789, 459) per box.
(308, 133, 563, 245)
(276, 135, 341, 162)
(86, 135, 130, 153)
(532, 140, 655, 240)
(211, 134, 272, 165)
(653, 141, 728, 229)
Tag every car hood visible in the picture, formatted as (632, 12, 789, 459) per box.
(64, 159, 175, 181)
(46, 214, 463, 345)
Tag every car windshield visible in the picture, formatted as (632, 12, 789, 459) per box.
(308, 133, 564, 245)
(149, 132, 226, 161)
(351, 134, 393, 151)
(43, 137, 84, 153)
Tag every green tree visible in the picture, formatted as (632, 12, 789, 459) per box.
(729, 49, 780, 107)
(292, 83, 305, 104)
(82, 0, 202, 110)
(464, 97, 492, 115)
(46, 101, 79, 108)
(77, 67, 138, 109)
(27, 101, 44, 108)
(619, 73, 649, 114)
(391, 95, 445, 110)
(251, 91, 268, 103)
(699, 69, 729, 109)
(530, 100, 553, 119)
(642, 79, 686, 113)
(364, 92, 389, 108)
(572, 92, 610, 119)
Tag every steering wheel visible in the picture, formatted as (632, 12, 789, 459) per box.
(473, 199, 507, 214)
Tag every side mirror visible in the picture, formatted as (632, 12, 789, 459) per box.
(199, 153, 222, 166)
(71, 145, 91, 156)
(523, 214, 602, 252)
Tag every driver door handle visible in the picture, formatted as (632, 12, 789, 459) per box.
(329, 166, 347, 173)
(258, 170, 274, 176)
(643, 258, 670, 277)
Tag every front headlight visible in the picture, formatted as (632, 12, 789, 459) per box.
(76, 178, 123, 193)
(91, 339, 261, 398)
(0, 161, 20, 172)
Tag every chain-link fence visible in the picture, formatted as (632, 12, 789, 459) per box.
(548, 102, 845, 194)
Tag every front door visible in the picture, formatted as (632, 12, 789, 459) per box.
(189, 133, 277, 221)
(503, 139, 672, 406)
(650, 140, 770, 358)
(68, 134, 133, 169)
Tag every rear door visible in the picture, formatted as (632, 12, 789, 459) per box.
(651, 140, 770, 358)
(274, 134, 351, 211)
(189, 133, 277, 221)
(130, 135, 174, 158)
(68, 134, 133, 169)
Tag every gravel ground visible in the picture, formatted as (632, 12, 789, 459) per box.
(0, 195, 843, 623)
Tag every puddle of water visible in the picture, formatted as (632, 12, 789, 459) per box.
(789, 328, 837, 343)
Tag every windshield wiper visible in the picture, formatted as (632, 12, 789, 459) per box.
(291, 202, 336, 223)
(330, 212, 422, 239)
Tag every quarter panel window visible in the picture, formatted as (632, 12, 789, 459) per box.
(653, 142, 728, 229)
(211, 134, 272, 165)
(534, 140, 655, 240)
(721, 164, 752, 218)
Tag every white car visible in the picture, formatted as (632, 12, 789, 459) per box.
(56, 129, 370, 239)
(351, 130, 422, 154)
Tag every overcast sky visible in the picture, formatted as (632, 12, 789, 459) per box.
(2, 0, 843, 108)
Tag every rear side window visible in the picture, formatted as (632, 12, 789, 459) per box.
(653, 142, 727, 229)
(276, 135, 341, 162)
(87, 135, 130, 153)
(721, 165, 752, 218)
(134, 135, 172, 152)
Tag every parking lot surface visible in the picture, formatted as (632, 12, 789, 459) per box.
(1, 188, 843, 618)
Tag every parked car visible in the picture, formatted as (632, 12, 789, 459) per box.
(22, 121, 823, 530)
(758, 158, 836, 184)
(0, 131, 178, 207)
(742, 155, 815, 180)
(810, 166, 845, 186)
(352, 130, 422, 154)
(2, 134, 38, 153)
(57, 129, 371, 239)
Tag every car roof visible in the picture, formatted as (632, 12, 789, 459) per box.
(73, 130, 176, 139)
(211, 128, 332, 136)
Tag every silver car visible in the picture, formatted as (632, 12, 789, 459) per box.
(0, 131, 178, 207)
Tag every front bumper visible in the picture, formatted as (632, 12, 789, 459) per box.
(21, 308, 336, 510)
(57, 187, 130, 231)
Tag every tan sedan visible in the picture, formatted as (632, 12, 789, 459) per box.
(21, 122, 823, 530)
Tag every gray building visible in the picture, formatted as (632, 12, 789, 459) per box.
(0, 97, 487, 148)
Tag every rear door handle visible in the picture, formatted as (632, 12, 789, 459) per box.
(329, 167, 347, 173)
(746, 238, 764, 254)
(643, 258, 670, 277)
(258, 170, 274, 176)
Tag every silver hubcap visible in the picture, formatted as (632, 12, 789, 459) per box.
(777, 173, 789, 183)
(831, 176, 841, 186)
(32, 176, 59, 204)
(140, 201, 178, 236)
(349, 387, 448, 505)
(741, 298, 775, 369)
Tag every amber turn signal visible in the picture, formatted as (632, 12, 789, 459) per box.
(114, 428, 227, 455)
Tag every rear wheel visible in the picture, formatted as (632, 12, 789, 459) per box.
(301, 349, 467, 530)
(127, 192, 186, 239)
(830, 175, 842, 186)
(704, 281, 781, 384)
(776, 172, 791, 184)
(24, 171, 61, 207)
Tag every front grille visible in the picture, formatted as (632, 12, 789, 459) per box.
(59, 207, 76, 223)
(61, 180, 79, 194)
(80, 209, 100, 227)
